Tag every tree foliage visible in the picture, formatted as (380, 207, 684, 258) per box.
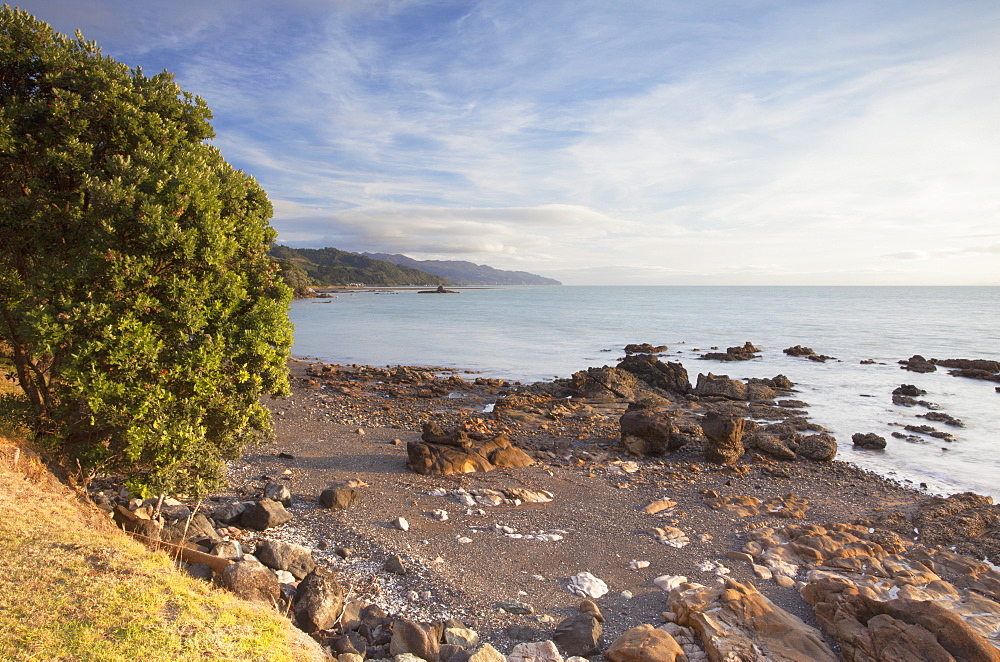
(0, 6, 293, 496)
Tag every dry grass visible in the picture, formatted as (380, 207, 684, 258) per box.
(0, 436, 326, 661)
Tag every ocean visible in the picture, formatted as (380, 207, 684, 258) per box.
(288, 286, 1000, 500)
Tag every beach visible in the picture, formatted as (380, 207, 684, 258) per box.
(211, 357, 1000, 658)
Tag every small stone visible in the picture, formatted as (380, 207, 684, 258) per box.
(620, 590, 633, 599)
(628, 560, 650, 570)
(642, 499, 677, 514)
(500, 599, 534, 615)
(567, 571, 608, 599)
(428, 509, 449, 521)
(407, 590, 420, 601)
(356, 428, 365, 435)
(395, 517, 410, 531)
(384, 554, 406, 575)
(444, 627, 481, 649)
(775, 575, 795, 588)
(752, 564, 773, 580)
(653, 575, 687, 592)
(457, 536, 473, 544)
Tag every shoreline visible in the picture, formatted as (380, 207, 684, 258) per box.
(208, 357, 1000, 657)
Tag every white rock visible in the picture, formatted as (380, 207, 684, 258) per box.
(508, 640, 563, 662)
(567, 571, 608, 599)
(457, 536, 473, 544)
(429, 509, 449, 521)
(621, 590, 633, 599)
(427, 488, 448, 497)
(629, 560, 650, 570)
(274, 570, 296, 584)
(653, 575, 688, 592)
(395, 517, 410, 531)
(533, 534, 563, 542)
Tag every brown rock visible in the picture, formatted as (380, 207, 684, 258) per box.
(320, 487, 360, 509)
(293, 566, 345, 633)
(604, 624, 686, 662)
(796, 433, 838, 462)
(219, 559, 281, 605)
(802, 577, 1000, 662)
(701, 412, 746, 465)
(620, 406, 680, 457)
(390, 619, 442, 662)
(487, 445, 535, 469)
(694, 373, 748, 400)
(669, 578, 837, 662)
(552, 612, 602, 656)
(616, 354, 691, 394)
(406, 441, 494, 475)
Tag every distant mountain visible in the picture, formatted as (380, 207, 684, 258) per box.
(269, 245, 447, 287)
(361, 253, 561, 286)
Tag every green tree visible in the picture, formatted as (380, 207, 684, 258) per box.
(0, 6, 293, 496)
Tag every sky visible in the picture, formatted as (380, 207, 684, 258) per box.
(16, 0, 1000, 285)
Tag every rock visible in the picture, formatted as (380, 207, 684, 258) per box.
(263, 481, 292, 506)
(699, 342, 761, 362)
(500, 599, 534, 615)
(701, 412, 746, 465)
(893, 384, 927, 397)
(668, 577, 837, 662)
(390, 620, 441, 662)
(604, 624, 686, 662)
(619, 405, 682, 457)
(933, 357, 1000, 372)
(802, 577, 1000, 662)
(624, 343, 669, 355)
(646, 527, 690, 548)
(704, 495, 761, 517)
(255, 539, 316, 579)
(187, 562, 213, 581)
(783, 345, 814, 357)
(444, 627, 480, 649)
(384, 554, 407, 575)
(422, 422, 474, 447)
(694, 373, 747, 400)
(917, 411, 965, 427)
(320, 486, 360, 509)
(293, 566, 345, 633)
(745, 382, 777, 401)
(211, 501, 248, 525)
(219, 559, 281, 604)
(899, 354, 937, 373)
(406, 441, 495, 476)
(395, 517, 410, 531)
(852, 432, 887, 450)
(508, 640, 563, 662)
(209, 540, 243, 560)
(796, 433, 837, 461)
(748, 433, 797, 460)
(468, 643, 505, 662)
(616, 354, 691, 394)
(641, 499, 677, 515)
(240, 498, 293, 531)
(553, 613, 602, 656)
(487, 444, 536, 469)
(579, 599, 605, 623)
(653, 575, 687, 592)
(566, 366, 644, 401)
(567, 571, 608, 599)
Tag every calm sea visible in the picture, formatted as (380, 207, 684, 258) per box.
(289, 286, 1000, 499)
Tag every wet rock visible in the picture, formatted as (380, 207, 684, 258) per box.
(699, 342, 761, 362)
(256, 539, 316, 579)
(893, 384, 927, 397)
(852, 432, 887, 450)
(783, 345, 815, 357)
(796, 433, 837, 461)
(802, 577, 1000, 662)
(917, 411, 965, 427)
(947, 368, 1000, 382)
(899, 354, 937, 373)
(219, 559, 281, 604)
(701, 412, 746, 465)
(933, 357, 1000, 372)
(903, 424, 955, 441)
(240, 498, 292, 531)
(294, 566, 345, 633)
(624, 343, 669, 355)
(553, 612, 602, 656)
(604, 624, 686, 662)
(669, 578, 837, 662)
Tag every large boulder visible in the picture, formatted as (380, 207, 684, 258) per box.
(619, 405, 683, 457)
(240, 498, 293, 531)
(320, 487, 360, 509)
(293, 566, 345, 633)
(552, 612, 602, 656)
(852, 432, 887, 450)
(219, 559, 281, 605)
(694, 373, 747, 400)
(669, 578, 837, 662)
(406, 441, 494, 476)
(802, 578, 1000, 662)
(701, 412, 745, 465)
(616, 355, 691, 394)
(390, 619, 442, 662)
(747, 433, 797, 460)
(255, 539, 316, 580)
(797, 433, 838, 461)
(604, 624, 686, 662)
(565, 366, 643, 401)
(161, 513, 221, 546)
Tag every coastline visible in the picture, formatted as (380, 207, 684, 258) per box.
(210, 356, 1000, 656)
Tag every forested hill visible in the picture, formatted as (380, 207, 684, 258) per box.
(361, 253, 561, 286)
(269, 245, 447, 286)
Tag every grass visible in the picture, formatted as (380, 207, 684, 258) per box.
(0, 435, 325, 661)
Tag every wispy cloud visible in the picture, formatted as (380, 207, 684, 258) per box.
(19, 0, 1000, 285)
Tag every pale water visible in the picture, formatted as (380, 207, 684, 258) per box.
(289, 286, 1000, 499)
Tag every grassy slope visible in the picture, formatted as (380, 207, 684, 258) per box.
(0, 435, 326, 661)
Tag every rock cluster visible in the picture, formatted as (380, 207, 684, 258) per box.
(406, 423, 535, 475)
(698, 341, 760, 362)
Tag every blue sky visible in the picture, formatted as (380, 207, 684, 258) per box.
(18, 0, 1000, 285)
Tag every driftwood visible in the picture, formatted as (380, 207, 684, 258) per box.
(126, 531, 233, 573)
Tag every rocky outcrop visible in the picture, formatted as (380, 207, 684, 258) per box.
(873, 491, 1000, 563)
(932, 357, 1000, 372)
(701, 412, 745, 465)
(694, 373, 747, 400)
(624, 343, 669, 355)
(619, 405, 683, 457)
(564, 366, 645, 402)
(899, 354, 937, 373)
(406, 426, 534, 475)
(802, 578, 1000, 662)
(852, 432, 887, 450)
(616, 354, 691, 394)
(699, 342, 760, 362)
(667, 578, 838, 662)
(796, 433, 838, 461)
